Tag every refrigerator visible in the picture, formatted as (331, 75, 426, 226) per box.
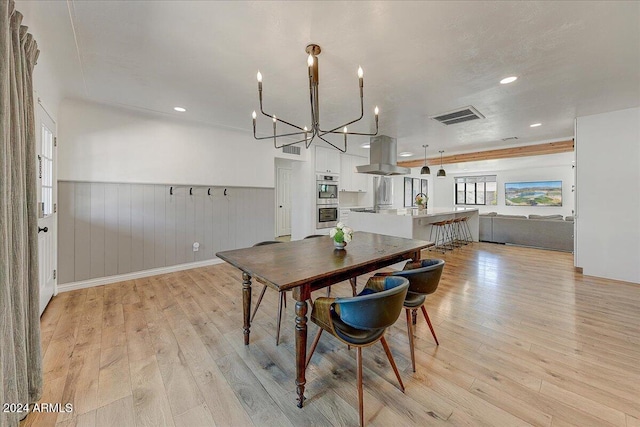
(373, 176, 394, 210)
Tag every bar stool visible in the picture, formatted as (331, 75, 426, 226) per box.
(451, 217, 466, 247)
(429, 220, 452, 253)
(460, 216, 473, 244)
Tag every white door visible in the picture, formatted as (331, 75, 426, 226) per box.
(37, 103, 57, 315)
(276, 167, 292, 236)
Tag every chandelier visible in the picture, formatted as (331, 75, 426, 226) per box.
(252, 44, 379, 152)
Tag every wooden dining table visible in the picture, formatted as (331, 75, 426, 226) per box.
(215, 231, 433, 408)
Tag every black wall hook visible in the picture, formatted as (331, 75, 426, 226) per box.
(224, 188, 227, 196)
(208, 188, 211, 196)
(170, 186, 173, 195)
(190, 187, 193, 195)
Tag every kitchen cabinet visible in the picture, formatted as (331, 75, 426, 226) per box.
(340, 154, 369, 192)
(315, 146, 341, 173)
(339, 208, 351, 225)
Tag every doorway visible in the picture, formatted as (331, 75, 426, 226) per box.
(276, 166, 292, 237)
(36, 102, 57, 315)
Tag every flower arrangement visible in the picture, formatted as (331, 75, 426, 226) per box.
(330, 222, 353, 245)
(415, 193, 428, 208)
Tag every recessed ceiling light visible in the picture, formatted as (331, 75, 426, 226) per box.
(500, 76, 518, 84)
(399, 152, 414, 157)
(360, 143, 371, 148)
(174, 107, 187, 112)
(530, 123, 542, 127)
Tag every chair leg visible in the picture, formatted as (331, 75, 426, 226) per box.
(421, 305, 439, 345)
(250, 285, 267, 322)
(306, 328, 323, 368)
(276, 292, 285, 346)
(380, 336, 405, 392)
(356, 347, 364, 427)
(405, 309, 416, 372)
(326, 286, 331, 297)
(283, 291, 287, 308)
(349, 277, 357, 296)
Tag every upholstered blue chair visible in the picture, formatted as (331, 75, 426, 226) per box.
(306, 276, 409, 427)
(376, 258, 445, 372)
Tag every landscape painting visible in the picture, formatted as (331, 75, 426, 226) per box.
(505, 181, 562, 206)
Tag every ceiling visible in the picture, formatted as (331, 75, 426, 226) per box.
(18, 1, 640, 157)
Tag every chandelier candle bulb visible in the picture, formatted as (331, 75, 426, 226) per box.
(308, 54, 314, 67)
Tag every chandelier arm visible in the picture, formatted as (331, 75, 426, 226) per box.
(273, 134, 315, 149)
(317, 133, 347, 153)
(253, 129, 310, 140)
(320, 118, 378, 137)
(259, 100, 306, 131)
(318, 95, 365, 134)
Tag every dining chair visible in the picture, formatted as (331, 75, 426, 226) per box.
(375, 258, 445, 372)
(306, 276, 409, 427)
(250, 240, 288, 345)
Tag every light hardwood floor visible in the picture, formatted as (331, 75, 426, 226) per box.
(22, 243, 640, 427)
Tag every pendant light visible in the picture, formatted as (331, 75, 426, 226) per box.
(420, 144, 431, 175)
(437, 150, 446, 178)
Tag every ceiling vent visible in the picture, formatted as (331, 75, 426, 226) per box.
(430, 106, 485, 125)
(501, 136, 519, 141)
(282, 145, 301, 155)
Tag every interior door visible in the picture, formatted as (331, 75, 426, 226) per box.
(37, 103, 57, 315)
(276, 167, 292, 236)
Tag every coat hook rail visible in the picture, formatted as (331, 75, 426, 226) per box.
(169, 185, 225, 195)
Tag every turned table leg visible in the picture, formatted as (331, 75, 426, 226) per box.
(293, 285, 310, 408)
(242, 272, 252, 345)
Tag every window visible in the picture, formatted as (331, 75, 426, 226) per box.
(455, 175, 497, 206)
(404, 177, 428, 207)
(39, 124, 54, 217)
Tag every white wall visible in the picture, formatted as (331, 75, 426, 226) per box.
(430, 152, 575, 217)
(576, 107, 640, 284)
(58, 99, 307, 187)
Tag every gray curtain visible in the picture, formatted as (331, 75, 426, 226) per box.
(0, 1, 43, 426)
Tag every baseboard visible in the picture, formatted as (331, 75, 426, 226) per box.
(57, 258, 225, 293)
(574, 266, 584, 274)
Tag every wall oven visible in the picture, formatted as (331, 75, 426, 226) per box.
(317, 174, 339, 204)
(317, 205, 338, 229)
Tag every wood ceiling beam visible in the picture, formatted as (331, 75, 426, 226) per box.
(397, 139, 574, 168)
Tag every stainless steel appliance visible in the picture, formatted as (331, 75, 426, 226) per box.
(356, 135, 410, 176)
(317, 174, 339, 204)
(374, 176, 394, 210)
(317, 205, 338, 229)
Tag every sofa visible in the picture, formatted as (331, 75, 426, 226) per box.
(479, 213, 574, 252)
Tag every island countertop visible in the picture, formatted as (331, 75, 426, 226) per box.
(348, 207, 479, 241)
(351, 207, 479, 217)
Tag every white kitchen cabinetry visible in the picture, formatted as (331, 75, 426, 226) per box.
(340, 154, 369, 192)
(315, 146, 341, 173)
(339, 208, 351, 225)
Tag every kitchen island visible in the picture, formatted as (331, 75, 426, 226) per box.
(349, 207, 479, 242)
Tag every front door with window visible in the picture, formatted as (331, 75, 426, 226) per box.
(37, 103, 56, 315)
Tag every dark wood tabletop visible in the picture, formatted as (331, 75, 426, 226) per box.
(215, 231, 433, 408)
(216, 231, 432, 292)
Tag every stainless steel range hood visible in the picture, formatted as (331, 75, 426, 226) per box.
(356, 135, 410, 175)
